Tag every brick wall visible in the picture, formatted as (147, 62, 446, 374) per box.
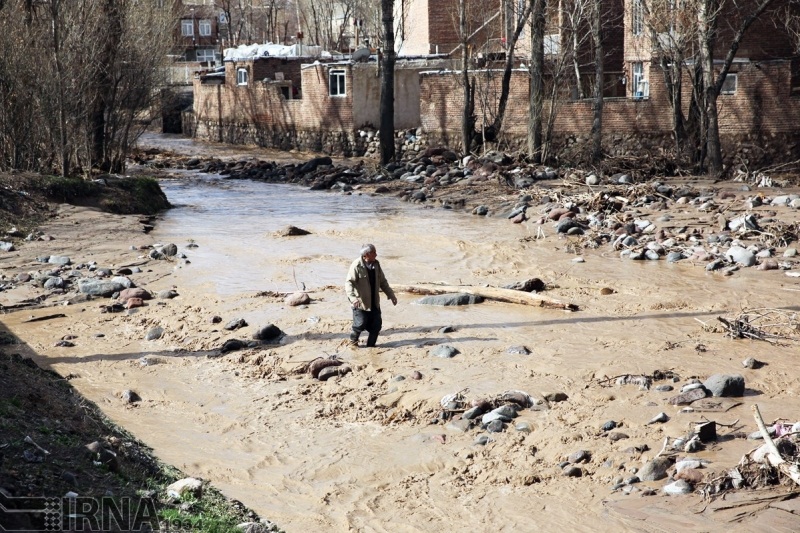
(420, 61, 800, 138)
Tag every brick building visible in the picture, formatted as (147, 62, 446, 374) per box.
(187, 0, 800, 164)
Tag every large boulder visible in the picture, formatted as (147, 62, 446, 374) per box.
(703, 374, 745, 397)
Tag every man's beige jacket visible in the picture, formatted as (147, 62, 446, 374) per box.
(345, 258, 396, 312)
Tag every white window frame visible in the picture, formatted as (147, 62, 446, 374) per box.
(721, 73, 738, 95)
(632, 62, 649, 98)
(237, 67, 249, 86)
(199, 19, 212, 37)
(181, 19, 194, 37)
(329, 69, 346, 97)
(544, 34, 560, 56)
(196, 48, 215, 63)
(631, 0, 644, 36)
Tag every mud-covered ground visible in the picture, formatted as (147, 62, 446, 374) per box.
(4, 136, 800, 532)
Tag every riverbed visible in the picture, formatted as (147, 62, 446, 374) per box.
(4, 135, 800, 531)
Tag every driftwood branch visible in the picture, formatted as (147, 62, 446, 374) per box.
(394, 283, 578, 311)
(752, 404, 800, 486)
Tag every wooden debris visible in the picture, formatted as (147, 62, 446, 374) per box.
(394, 283, 578, 311)
(717, 308, 800, 343)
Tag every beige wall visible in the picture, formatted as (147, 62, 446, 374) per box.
(352, 64, 422, 129)
(398, 0, 430, 56)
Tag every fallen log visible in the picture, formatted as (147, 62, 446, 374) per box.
(394, 283, 578, 311)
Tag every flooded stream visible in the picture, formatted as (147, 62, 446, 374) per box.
(6, 134, 800, 531)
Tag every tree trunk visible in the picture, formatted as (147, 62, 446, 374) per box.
(91, 0, 122, 172)
(50, 0, 69, 177)
(460, 0, 474, 154)
(393, 283, 577, 310)
(590, 0, 603, 162)
(379, 0, 395, 164)
(527, 0, 546, 161)
(488, 2, 531, 140)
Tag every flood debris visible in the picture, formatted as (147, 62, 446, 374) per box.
(716, 308, 800, 343)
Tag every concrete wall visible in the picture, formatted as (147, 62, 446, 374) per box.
(351, 64, 423, 129)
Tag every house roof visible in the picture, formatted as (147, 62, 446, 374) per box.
(224, 43, 323, 61)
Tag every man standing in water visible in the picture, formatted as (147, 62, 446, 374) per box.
(345, 243, 397, 347)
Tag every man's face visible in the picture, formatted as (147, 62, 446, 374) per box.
(363, 249, 377, 264)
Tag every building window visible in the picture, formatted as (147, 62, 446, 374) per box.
(181, 19, 194, 36)
(196, 48, 215, 63)
(237, 68, 249, 86)
(632, 62, 649, 98)
(721, 73, 738, 95)
(329, 69, 346, 96)
(632, 0, 644, 36)
(199, 19, 212, 36)
(544, 34, 560, 56)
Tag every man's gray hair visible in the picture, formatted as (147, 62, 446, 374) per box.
(360, 243, 376, 257)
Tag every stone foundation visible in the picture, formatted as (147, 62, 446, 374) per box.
(185, 111, 800, 170)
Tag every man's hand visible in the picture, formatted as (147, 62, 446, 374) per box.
(390, 296, 397, 306)
(352, 300, 361, 309)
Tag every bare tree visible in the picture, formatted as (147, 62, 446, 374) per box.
(527, 0, 546, 161)
(485, 0, 530, 143)
(698, 0, 776, 175)
(379, 0, 395, 164)
(0, 0, 173, 175)
(589, 0, 603, 162)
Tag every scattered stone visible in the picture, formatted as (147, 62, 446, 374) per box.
(285, 292, 311, 306)
(225, 318, 248, 331)
(503, 278, 545, 292)
(601, 420, 617, 431)
(157, 289, 179, 299)
(430, 345, 459, 358)
(506, 345, 531, 355)
(668, 388, 708, 405)
(562, 465, 582, 477)
(317, 365, 351, 381)
(145, 327, 164, 341)
(675, 468, 705, 484)
(209, 315, 222, 324)
(742, 357, 764, 369)
(48, 255, 71, 265)
(608, 432, 629, 442)
(438, 326, 455, 333)
(121, 390, 141, 403)
(446, 419, 472, 432)
(654, 384, 674, 392)
(703, 374, 745, 397)
(417, 293, 484, 306)
(410, 370, 423, 380)
(167, 478, 203, 499)
(543, 392, 568, 402)
(119, 288, 151, 301)
(515, 422, 532, 433)
(647, 412, 669, 424)
(252, 324, 284, 342)
(638, 457, 673, 481)
(568, 450, 591, 464)
(725, 246, 756, 267)
(78, 279, 127, 297)
(662, 479, 693, 495)
(486, 419, 505, 433)
(220, 339, 246, 354)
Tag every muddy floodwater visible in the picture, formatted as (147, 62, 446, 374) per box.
(5, 135, 800, 531)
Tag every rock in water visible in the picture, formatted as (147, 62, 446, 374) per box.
(277, 225, 311, 236)
(285, 292, 311, 306)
